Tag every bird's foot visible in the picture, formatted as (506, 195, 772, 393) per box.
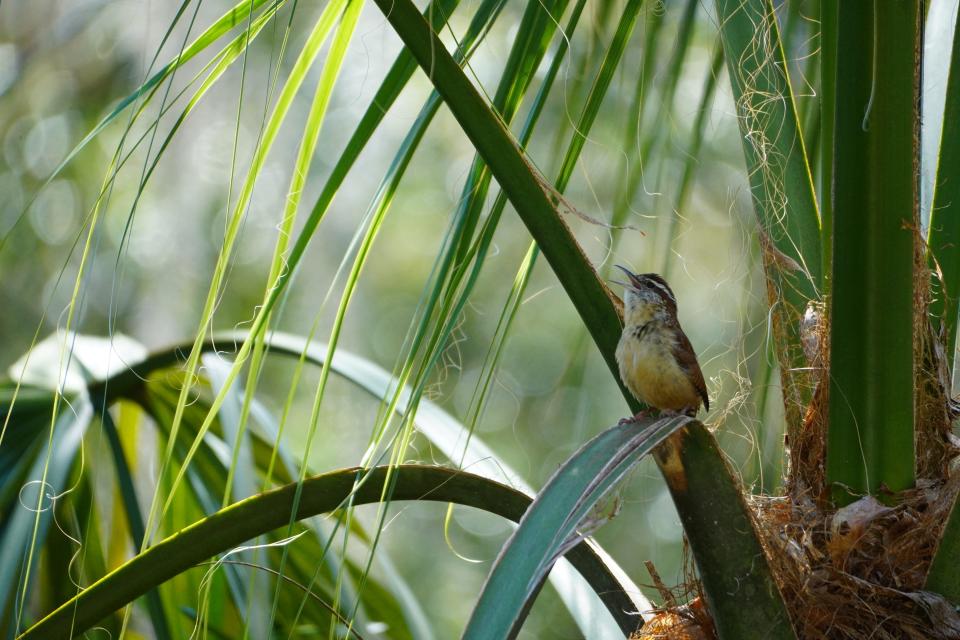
(618, 409, 652, 425)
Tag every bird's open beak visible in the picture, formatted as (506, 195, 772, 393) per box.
(614, 264, 641, 288)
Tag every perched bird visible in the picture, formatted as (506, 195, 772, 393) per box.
(614, 267, 709, 420)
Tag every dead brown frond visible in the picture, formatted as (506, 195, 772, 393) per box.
(914, 225, 956, 479)
(787, 299, 829, 504)
(749, 474, 960, 639)
(632, 559, 716, 640)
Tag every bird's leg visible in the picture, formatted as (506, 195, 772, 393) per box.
(659, 407, 697, 419)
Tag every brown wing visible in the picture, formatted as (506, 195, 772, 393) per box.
(671, 321, 709, 411)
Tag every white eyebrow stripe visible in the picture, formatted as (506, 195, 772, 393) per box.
(643, 276, 676, 304)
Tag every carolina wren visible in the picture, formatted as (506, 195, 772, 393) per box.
(614, 267, 709, 419)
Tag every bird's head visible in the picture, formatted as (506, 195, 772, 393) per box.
(615, 266, 677, 321)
